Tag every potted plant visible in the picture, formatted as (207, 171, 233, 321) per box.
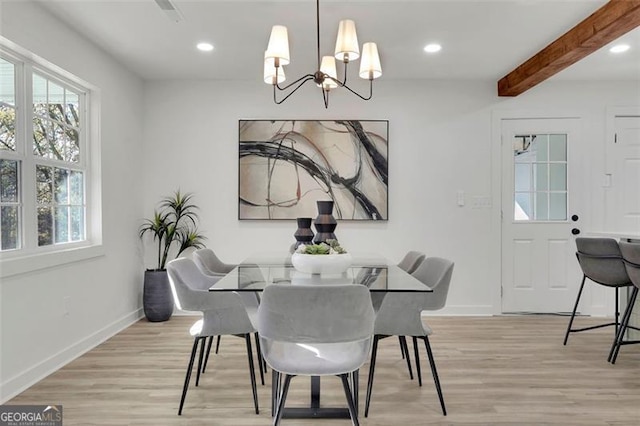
(139, 190, 206, 322)
(291, 239, 352, 275)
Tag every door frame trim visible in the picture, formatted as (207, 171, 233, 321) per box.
(491, 110, 581, 315)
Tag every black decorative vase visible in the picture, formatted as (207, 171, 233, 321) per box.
(143, 270, 174, 322)
(313, 200, 338, 244)
(294, 217, 315, 248)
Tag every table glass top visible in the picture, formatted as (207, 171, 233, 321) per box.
(209, 254, 431, 292)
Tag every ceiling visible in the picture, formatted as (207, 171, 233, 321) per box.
(27, 0, 640, 84)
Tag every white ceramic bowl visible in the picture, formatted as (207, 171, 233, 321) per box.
(291, 252, 352, 275)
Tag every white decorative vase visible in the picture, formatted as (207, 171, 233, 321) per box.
(291, 252, 352, 275)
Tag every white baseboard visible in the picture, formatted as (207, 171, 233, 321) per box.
(422, 305, 495, 316)
(0, 308, 144, 404)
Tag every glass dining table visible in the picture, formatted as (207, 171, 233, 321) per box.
(208, 253, 432, 419)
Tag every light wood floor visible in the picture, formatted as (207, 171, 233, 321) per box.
(8, 315, 640, 425)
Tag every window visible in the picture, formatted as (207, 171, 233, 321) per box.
(0, 45, 95, 258)
(513, 133, 568, 221)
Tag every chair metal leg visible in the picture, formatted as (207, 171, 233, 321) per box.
(609, 286, 639, 364)
(271, 370, 280, 417)
(364, 335, 380, 417)
(178, 338, 200, 415)
(412, 336, 423, 387)
(398, 335, 405, 359)
(273, 374, 292, 426)
(400, 336, 414, 380)
(563, 275, 586, 345)
(340, 373, 360, 426)
(244, 334, 259, 414)
(201, 336, 214, 373)
(254, 332, 265, 385)
(195, 336, 206, 386)
(423, 336, 447, 416)
(352, 369, 359, 410)
(215, 335, 222, 354)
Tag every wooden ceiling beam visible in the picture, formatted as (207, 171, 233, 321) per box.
(498, 0, 640, 97)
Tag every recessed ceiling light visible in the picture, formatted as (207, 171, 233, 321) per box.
(423, 43, 442, 53)
(609, 44, 630, 53)
(197, 42, 214, 52)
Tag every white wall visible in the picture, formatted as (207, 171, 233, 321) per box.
(142, 78, 640, 316)
(0, 2, 145, 401)
(1, 0, 638, 404)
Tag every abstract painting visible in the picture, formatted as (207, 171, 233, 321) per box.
(239, 120, 388, 220)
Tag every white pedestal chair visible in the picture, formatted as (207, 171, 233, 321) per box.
(166, 258, 260, 415)
(563, 238, 637, 346)
(608, 241, 640, 364)
(257, 284, 375, 426)
(364, 257, 454, 418)
(192, 247, 264, 380)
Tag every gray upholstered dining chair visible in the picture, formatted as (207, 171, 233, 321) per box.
(257, 284, 375, 426)
(166, 257, 260, 415)
(608, 240, 640, 364)
(563, 238, 635, 346)
(371, 250, 427, 375)
(193, 247, 236, 274)
(397, 250, 426, 275)
(364, 257, 454, 418)
(192, 247, 264, 378)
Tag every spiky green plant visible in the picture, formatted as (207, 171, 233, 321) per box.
(139, 190, 206, 270)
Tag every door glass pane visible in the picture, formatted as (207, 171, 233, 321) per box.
(549, 134, 567, 161)
(534, 134, 548, 162)
(514, 163, 531, 191)
(549, 163, 567, 191)
(515, 192, 532, 220)
(534, 163, 548, 191)
(535, 192, 549, 221)
(549, 193, 567, 220)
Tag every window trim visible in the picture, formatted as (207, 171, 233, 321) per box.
(0, 38, 102, 274)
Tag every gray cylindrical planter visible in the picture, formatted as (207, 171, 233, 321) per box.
(143, 269, 174, 322)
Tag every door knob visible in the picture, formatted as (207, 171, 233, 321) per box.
(571, 228, 580, 235)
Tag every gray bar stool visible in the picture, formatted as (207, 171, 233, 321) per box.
(608, 240, 640, 364)
(563, 237, 637, 346)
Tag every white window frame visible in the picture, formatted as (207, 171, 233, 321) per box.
(0, 40, 103, 278)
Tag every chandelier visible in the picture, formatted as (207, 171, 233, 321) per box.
(263, 0, 382, 108)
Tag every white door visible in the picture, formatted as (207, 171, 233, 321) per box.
(605, 116, 640, 232)
(501, 118, 583, 313)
